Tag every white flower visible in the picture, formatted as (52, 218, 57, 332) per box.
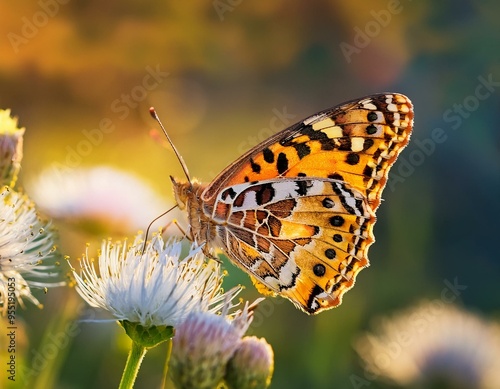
(170, 299, 260, 389)
(0, 186, 62, 315)
(355, 301, 500, 389)
(29, 166, 175, 234)
(70, 233, 235, 328)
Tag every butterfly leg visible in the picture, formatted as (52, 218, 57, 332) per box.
(201, 243, 223, 264)
(166, 219, 189, 238)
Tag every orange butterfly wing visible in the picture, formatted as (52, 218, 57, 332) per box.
(203, 93, 413, 210)
(179, 93, 413, 314)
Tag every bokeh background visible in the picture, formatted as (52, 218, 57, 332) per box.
(1, 1, 499, 388)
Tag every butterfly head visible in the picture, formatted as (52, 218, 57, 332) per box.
(171, 176, 205, 209)
(170, 176, 190, 210)
(171, 176, 211, 247)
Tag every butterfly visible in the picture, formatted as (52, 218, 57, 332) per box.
(153, 93, 413, 314)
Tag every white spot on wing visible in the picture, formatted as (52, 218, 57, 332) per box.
(303, 113, 325, 126)
(241, 191, 258, 208)
(264, 278, 279, 291)
(371, 112, 383, 122)
(362, 103, 377, 110)
(312, 116, 336, 129)
(387, 103, 398, 112)
(321, 125, 343, 138)
(272, 181, 299, 200)
(277, 256, 298, 287)
(392, 112, 401, 127)
(351, 137, 364, 152)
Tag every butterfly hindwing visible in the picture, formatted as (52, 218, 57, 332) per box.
(209, 177, 375, 313)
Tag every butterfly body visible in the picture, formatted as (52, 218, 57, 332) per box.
(171, 93, 413, 314)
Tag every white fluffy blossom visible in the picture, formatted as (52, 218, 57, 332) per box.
(355, 301, 500, 389)
(0, 187, 62, 314)
(71, 233, 237, 327)
(30, 166, 174, 234)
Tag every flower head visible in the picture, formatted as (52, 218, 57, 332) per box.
(70, 233, 233, 328)
(0, 109, 25, 187)
(0, 186, 62, 314)
(170, 299, 260, 389)
(29, 166, 174, 235)
(225, 336, 274, 389)
(355, 301, 500, 389)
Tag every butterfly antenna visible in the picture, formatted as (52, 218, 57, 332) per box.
(149, 107, 192, 184)
(141, 204, 179, 254)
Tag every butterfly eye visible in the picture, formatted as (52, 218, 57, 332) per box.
(172, 180, 188, 210)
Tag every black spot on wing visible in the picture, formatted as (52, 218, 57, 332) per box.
(313, 264, 326, 277)
(277, 153, 289, 174)
(363, 165, 374, 178)
(330, 215, 344, 227)
(250, 158, 261, 174)
(337, 138, 352, 151)
(263, 147, 274, 163)
(322, 198, 335, 208)
(333, 234, 342, 242)
(325, 248, 336, 259)
(320, 138, 336, 151)
(367, 111, 378, 122)
(301, 125, 327, 141)
(363, 138, 374, 150)
(295, 179, 313, 196)
(346, 153, 360, 165)
(293, 143, 311, 159)
(255, 183, 275, 205)
(222, 187, 237, 200)
(366, 124, 377, 135)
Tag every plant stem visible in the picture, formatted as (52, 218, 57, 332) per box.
(119, 341, 147, 389)
(161, 338, 173, 389)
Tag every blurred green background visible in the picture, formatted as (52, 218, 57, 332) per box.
(1, 0, 499, 388)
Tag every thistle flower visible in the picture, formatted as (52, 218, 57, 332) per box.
(225, 336, 274, 389)
(0, 109, 25, 187)
(355, 301, 500, 389)
(70, 233, 231, 328)
(0, 186, 62, 315)
(70, 233, 245, 388)
(170, 299, 261, 389)
(29, 166, 174, 235)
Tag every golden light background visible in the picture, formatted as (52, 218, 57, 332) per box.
(1, 1, 499, 388)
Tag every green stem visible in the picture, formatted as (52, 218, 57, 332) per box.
(161, 338, 173, 389)
(119, 341, 147, 389)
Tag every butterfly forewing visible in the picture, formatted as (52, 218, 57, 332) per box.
(203, 93, 413, 211)
(175, 93, 413, 314)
